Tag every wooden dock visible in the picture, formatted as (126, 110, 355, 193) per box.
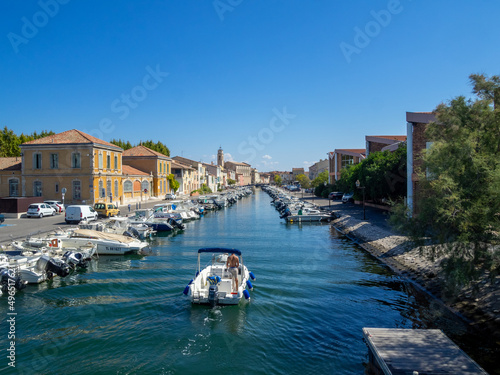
(362, 328, 489, 375)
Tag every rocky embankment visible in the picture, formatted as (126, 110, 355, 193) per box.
(331, 214, 500, 339)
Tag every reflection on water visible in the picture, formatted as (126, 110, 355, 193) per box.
(0, 189, 498, 375)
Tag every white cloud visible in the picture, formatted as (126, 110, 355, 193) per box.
(225, 153, 234, 162)
(262, 154, 272, 160)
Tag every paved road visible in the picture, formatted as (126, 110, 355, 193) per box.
(0, 199, 165, 245)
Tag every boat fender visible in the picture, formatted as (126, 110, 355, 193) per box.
(183, 279, 193, 295)
(243, 289, 250, 300)
(246, 280, 253, 290)
(249, 272, 256, 280)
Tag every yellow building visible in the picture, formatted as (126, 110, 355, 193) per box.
(1, 130, 174, 208)
(18, 129, 125, 205)
(122, 145, 172, 198)
(0, 157, 22, 198)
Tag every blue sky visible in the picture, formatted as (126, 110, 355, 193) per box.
(1, 0, 499, 172)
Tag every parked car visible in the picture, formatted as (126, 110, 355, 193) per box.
(44, 200, 65, 212)
(65, 205, 98, 224)
(27, 203, 56, 218)
(94, 203, 120, 218)
(165, 193, 176, 200)
(342, 192, 354, 203)
(328, 191, 343, 200)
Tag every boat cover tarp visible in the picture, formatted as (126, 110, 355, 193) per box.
(198, 248, 241, 256)
(72, 229, 137, 244)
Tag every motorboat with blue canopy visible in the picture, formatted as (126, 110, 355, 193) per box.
(184, 248, 255, 306)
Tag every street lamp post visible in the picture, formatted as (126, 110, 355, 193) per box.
(356, 179, 366, 220)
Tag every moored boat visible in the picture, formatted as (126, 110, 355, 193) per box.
(184, 248, 255, 307)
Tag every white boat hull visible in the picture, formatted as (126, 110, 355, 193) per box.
(286, 214, 332, 222)
(190, 265, 250, 305)
(187, 251, 254, 306)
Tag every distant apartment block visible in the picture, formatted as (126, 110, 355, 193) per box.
(292, 168, 305, 180)
(224, 161, 252, 186)
(308, 159, 328, 180)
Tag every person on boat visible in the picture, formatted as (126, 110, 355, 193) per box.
(226, 253, 240, 290)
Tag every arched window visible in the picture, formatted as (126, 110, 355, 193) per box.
(124, 180, 133, 193)
(141, 180, 149, 193)
(114, 180, 119, 198)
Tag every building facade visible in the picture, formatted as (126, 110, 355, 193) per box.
(0, 130, 166, 208)
(122, 145, 172, 198)
(19, 129, 124, 205)
(365, 135, 407, 157)
(327, 149, 366, 182)
(224, 161, 252, 185)
(292, 168, 305, 181)
(171, 161, 197, 196)
(308, 159, 328, 180)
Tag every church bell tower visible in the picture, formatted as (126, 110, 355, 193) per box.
(217, 147, 224, 168)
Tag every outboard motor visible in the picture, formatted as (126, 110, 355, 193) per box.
(127, 227, 141, 239)
(0, 268, 27, 294)
(62, 251, 88, 269)
(167, 218, 185, 230)
(208, 284, 219, 308)
(279, 211, 291, 219)
(36, 255, 71, 278)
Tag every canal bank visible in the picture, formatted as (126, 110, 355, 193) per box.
(295, 192, 500, 342)
(1, 188, 498, 374)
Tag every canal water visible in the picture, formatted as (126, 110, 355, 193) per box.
(1, 189, 497, 374)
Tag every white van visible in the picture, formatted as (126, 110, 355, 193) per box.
(65, 205, 98, 224)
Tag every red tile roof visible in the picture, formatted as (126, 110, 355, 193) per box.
(122, 165, 150, 176)
(171, 161, 194, 170)
(123, 145, 169, 158)
(0, 157, 22, 171)
(21, 129, 120, 149)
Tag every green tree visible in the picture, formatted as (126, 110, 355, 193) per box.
(391, 74, 500, 288)
(109, 139, 170, 156)
(141, 140, 170, 156)
(0, 127, 55, 157)
(227, 179, 236, 185)
(274, 175, 282, 186)
(167, 174, 180, 193)
(335, 146, 406, 203)
(110, 139, 132, 150)
(296, 174, 311, 189)
(311, 170, 329, 187)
